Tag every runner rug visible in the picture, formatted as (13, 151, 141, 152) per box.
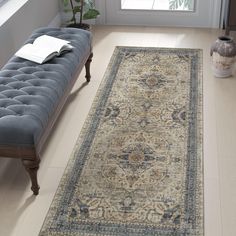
(40, 47, 203, 236)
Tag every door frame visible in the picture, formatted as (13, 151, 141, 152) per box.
(95, 0, 222, 28)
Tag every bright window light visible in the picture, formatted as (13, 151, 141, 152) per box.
(121, 0, 195, 11)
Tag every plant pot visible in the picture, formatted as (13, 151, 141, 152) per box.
(210, 36, 236, 78)
(67, 23, 90, 31)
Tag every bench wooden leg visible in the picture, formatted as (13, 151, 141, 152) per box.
(85, 52, 93, 82)
(22, 158, 40, 195)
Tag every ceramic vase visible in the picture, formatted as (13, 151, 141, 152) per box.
(210, 36, 236, 78)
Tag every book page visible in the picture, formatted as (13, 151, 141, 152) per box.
(15, 35, 73, 64)
(15, 44, 57, 64)
(34, 35, 71, 53)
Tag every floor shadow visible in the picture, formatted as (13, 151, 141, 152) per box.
(16, 195, 37, 216)
(0, 78, 90, 236)
(39, 80, 89, 158)
(0, 158, 36, 235)
(66, 81, 89, 105)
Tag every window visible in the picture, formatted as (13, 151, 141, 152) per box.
(121, 0, 194, 11)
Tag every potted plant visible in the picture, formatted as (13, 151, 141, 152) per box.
(62, 0, 100, 30)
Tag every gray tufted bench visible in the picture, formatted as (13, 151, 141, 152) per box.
(0, 27, 93, 195)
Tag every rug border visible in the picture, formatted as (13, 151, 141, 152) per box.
(39, 46, 204, 236)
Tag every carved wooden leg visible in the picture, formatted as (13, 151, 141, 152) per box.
(85, 52, 93, 82)
(22, 158, 40, 195)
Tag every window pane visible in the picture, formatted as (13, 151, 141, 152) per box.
(121, 0, 195, 11)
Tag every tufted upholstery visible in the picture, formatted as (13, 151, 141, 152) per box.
(0, 27, 92, 148)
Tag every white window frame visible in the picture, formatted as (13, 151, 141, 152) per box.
(95, 0, 222, 28)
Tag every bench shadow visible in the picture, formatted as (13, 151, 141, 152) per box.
(0, 194, 36, 236)
(0, 81, 89, 235)
(66, 81, 89, 105)
(40, 79, 89, 157)
(0, 158, 36, 236)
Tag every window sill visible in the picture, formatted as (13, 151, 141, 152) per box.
(0, 0, 28, 27)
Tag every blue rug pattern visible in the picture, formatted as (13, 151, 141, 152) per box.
(40, 47, 203, 236)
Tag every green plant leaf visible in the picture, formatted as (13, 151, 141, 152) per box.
(63, 0, 69, 7)
(64, 9, 73, 13)
(83, 9, 100, 20)
(73, 5, 81, 14)
(62, 0, 100, 24)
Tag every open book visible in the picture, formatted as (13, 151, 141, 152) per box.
(15, 35, 73, 64)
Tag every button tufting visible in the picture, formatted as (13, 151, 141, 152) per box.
(0, 27, 92, 146)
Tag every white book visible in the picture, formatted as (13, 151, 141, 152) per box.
(15, 35, 73, 64)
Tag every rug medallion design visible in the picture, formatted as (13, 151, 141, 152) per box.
(40, 47, 203, 235)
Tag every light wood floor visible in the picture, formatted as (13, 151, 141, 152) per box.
(0, 25, 235, 236)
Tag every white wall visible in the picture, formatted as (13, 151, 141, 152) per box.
(0, 0, 60, 68)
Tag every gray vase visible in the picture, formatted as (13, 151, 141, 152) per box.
(210, 36, 236, 78)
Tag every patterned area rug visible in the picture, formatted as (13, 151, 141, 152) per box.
(40, 47, 203, 236)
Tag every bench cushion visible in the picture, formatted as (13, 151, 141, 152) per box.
(0, 27, 92, 147)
